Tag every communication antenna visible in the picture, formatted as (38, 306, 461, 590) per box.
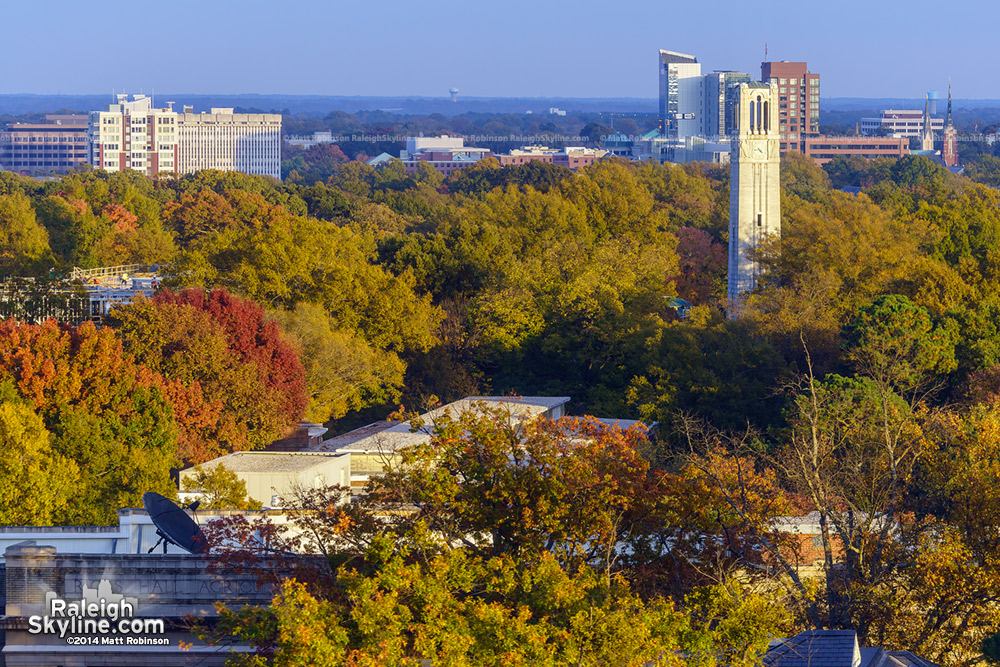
(143, 492, 207, 554)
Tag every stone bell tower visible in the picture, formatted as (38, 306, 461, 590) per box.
(727, 82, 781, 311)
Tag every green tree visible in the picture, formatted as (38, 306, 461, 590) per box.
(181, 464, 262, 510)
(0, 192, 53, 275)
(204, 406, 790, 666)
(271, 302, 406, 422)
(842, 294, 957, 394)
(0, 382, 79, 524)
(0, 320, 179, 524)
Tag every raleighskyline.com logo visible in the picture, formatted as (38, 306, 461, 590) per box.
(28, 580, 168, 645)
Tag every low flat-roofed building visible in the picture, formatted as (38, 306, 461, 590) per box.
(179, 451, 350, 508)
(399, 135, 492, 176)
(285, 130, 334, 149)
(496, 146, 608, 170)
(860, 109, 944, 138)
(802, 135, 909, 165)
(312, 396, 571, 490)
(0, 115, 89, 176)
(0, 507, 313, 564)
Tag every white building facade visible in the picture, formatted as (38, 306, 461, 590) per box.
(658, 50, 703, 140)
(88, 94, 178, 176)
(860, 109, 944, 138)
(177, 108, 282, 179)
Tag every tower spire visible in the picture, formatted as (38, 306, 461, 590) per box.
(921, 94, 934, 152)
(946, 81, 953, 128)
(942, 81, 959, 167)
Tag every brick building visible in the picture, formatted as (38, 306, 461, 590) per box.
(399, 135, 492, 176)
(496, 146, 608, 170)
(802, 136, 910, 165)
(88, 94, 178, 177)
(774, 512, 845, 567)
(761, 61, 821, 154)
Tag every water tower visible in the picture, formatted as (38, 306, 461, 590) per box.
(927, 90, 939, 115)
(449, 88, 459, 103)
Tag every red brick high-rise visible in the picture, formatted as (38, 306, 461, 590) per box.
(760, 61, 820, 154)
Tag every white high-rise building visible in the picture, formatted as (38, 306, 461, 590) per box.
(177, 108, 282, 179)
(728, 82, 781, 311)
(88, 95, 178, 176)
(658, 50, 703, 139)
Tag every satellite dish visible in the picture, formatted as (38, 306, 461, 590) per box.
(143, 492, 207, 554)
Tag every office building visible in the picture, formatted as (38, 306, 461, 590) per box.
(658, 50, 703, 139)
(859, 109, 944, 138)
(286, 130, 335, 149)
(0, 115, 89, 176)
(177, 108, 282, 179)
(88, 95, 178, 177)
(802, 136, 909, 165)
(398, 135, 492, 176)
(728, 82, 781, 310)
(179, 451, 349, 508)
(496, 145, 608, 170)
(703, 71, 752, 139)
(760, 61, 821, 153)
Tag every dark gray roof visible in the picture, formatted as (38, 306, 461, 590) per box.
(766, 630, 940, 667)
(659, 49, 698, 65)
(765, 630, 860, 667)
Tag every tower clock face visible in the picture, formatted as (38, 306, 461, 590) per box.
(752, 143, 766, 158)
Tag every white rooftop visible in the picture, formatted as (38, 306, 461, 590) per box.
(312, 396, 571, 454)
(185, 450, 347, 474)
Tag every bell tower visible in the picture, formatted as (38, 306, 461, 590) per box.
(727, 82, 781, 311)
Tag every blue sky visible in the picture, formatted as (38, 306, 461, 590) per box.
(2, 0, 991, 99)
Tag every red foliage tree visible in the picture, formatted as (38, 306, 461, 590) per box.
(671, 227, 727, 304)
(110, 288, 307, 461)
(0, 320, 179, 522)
(153, 288, 307, 421)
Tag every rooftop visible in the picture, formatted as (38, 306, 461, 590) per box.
(660, 49, 698, 65)
(186, 451, 346, 474)
(312, 396, 571, 454)
(765, 629, 938, 667)
(765, 629, 861, 667)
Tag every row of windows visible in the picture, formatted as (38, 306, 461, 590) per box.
(810, 153, 902, 159)
(809, 144, 903, 150)
(6, 137, 88, 143)
(4, 152, 87, 158)
(6, 160, 82, 166)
